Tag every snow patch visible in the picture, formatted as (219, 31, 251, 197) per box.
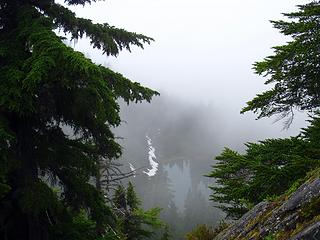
(143, 135, 159, 177)
(129, 163, 136, 172)
(129, 163, 136, 177)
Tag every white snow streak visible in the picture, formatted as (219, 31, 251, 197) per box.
(129, 163, 136, 177)
(143, 135, 159, 177)
(129, 163, 136, 172)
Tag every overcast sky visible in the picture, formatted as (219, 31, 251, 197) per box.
(65, 0, 311, 139)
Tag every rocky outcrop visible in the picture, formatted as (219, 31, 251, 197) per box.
(215, 173, 320, 240)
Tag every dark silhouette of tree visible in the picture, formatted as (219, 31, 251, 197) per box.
(209, 1, 320, 220)
(0, 0, 158, 239)
(160, 225, 171, 240)
(242, 1, 320, 126)
(113, 183, 163, 240)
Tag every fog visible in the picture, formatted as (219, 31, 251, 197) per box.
(68, 0, 306, 103)
(64, 0, 311, 238)
(66, 0, 310, 132)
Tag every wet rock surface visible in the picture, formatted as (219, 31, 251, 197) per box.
(215, 176, 320, 240)
(289, 221, 320, 240)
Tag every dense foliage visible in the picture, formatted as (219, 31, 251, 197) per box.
(0, 0, 159, 239)
(241, 1, 320, 124)
(112, 182, 163, 240)
(209, 0, 320, 220)
(185, 224, 228, 240)
(160, 225, 171, 240)
(208, 118, 320, 218)
(185, 225, 215, 240)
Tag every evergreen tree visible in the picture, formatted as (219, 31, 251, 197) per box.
(113, 183, 163, 240)
(207, 122, 320, 219)
(160, 225, 171, 240)
(0, 0, 158, 239)
(113, 185, 127, 210)
(208, 148, 252, 218)
(241, 1, 320, 124)
(126, 181, 141, 210)
(208, 1, 320, 220)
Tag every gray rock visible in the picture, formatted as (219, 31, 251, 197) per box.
(289, 221, 320, 240)
(215, 202, 271, 240)
(280, 178, 320, 212)
(215, 177, 320, 240)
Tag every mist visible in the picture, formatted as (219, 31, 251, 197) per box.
(112, 93, 308, 238)
(62, 0, 312, 238)
(65, 0, 309, 136)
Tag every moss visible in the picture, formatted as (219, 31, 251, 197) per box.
(300, 196, 320, 220)
(186, 224, 225, 240)
(248, 228, 261, 239)
(264, 194, 278, 202)
(288, 215, 320, 238)
(264, 234, 276, 240)
(240, 202, 278, 239)
(251, 203, 277, 225)
(290, 222, 306, 237)
(284, 167, 320, 200)
(274, 228, 300, 240)
(285, 178, 306, 196)
(304, 167, 320, 183)
(218, 169, 320, 240)
(242, 195, 320, 239)
(273, 197, 320, 239)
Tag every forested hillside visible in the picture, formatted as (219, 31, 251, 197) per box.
(2, 0, 320, 240)
(197, 1, 320, 239)
(0, 0, 163, 239)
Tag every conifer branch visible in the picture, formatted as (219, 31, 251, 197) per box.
(36, 2, 154, 56)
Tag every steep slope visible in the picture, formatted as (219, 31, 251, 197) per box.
(215, 169, 320, 240)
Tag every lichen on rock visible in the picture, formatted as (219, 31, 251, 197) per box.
(215, 172, 320, 240)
